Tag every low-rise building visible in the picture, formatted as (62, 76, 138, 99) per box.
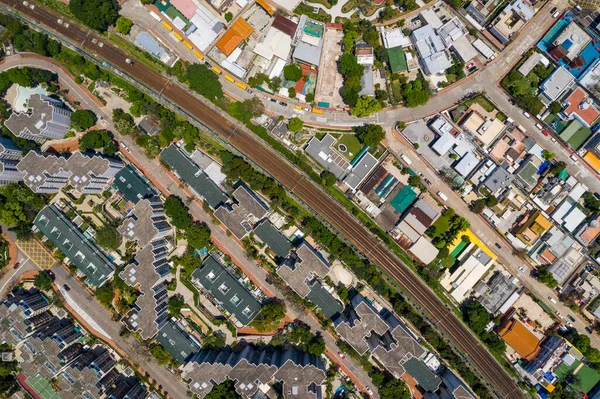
(561, 87, 600, 127)
(155, 320, 200, 364)
(539, 66, 576, 104)
(214, 185, 269, 240)
(191, 254, 262, 327)
(474, 271, 522, 315)
(160, 144, 228, 210)
(497, 319, 541, 361)
(576, 215, 600, 246)
(118, 197, 172, 248)
(5, 94, 72, 143)
(34, 204, 115, 287)
(411, 24, 453, 75)
(515, 210, 552, 247)
(254, 220, 293, 260)
(182, 345, 326, 398)
(440, 246, 494, 302)
(488, 0, 535, 45)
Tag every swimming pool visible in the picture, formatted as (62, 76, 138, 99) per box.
(13, 85, 47, 112)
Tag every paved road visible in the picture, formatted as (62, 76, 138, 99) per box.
(0, 2, 526, 398)
(0, 229, 37, 298)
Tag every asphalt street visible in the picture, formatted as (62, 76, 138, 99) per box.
(0, 2, 527, 398)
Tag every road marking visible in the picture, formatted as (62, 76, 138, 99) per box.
(15, 239, 56, 270)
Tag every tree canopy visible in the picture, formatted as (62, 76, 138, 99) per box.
(205, 380, 242, 399)
(164, 196, 193, 229)
(379, 380, 410, 399)
(582, 192, 600, 214)
(167, 294, 186, 316)
(288, 117, 304, 132)
(351, 96, 382, 117)
(355, 124, 385, 148)
(186, 223, 211, 250)
(116, 17, 133, 35)
(112, 109, 138, 136)
(283, 64, 303, 81)
(69, 0, 119, 31)
(536, 265, 558, 288)
(79, 130, 117, 155)
(186, 63, 224, 102)
(250, 300, 286, 332)
(70, 110, 97, 131)
(34, 271, 53, 291)
(0, 184, 47, 234)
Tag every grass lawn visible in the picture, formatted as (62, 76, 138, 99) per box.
(465, 94, 497, 113)
(335, 134, 363, 161)
(294, 3, 332, 22)
(567, 126, 593, 150)
(305, 0, 334, 8)
(429, 215, 450, 239)
(438, 256, 456, 268)
(575, 365, 600, 394)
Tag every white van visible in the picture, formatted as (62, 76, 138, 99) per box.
(401, 154, 412, 165)
(438, 192, 448, 202)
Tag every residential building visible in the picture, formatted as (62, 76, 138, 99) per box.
(488, 0, 535, 45)
(411, 24, 453, 75)
(381, 27, 411, 49)
(304, 134, 349, 179)
(515, 210, 552, 246)
(176, 0, 223, 51)
(5, 94, 72, 143)
(548, 22, 592, 63)
(138, 116, 161, 136)
(191, 254, 262, 327)
(548, 245, 584, 285)
(34, 205, 115, 287)
(403, 357, 442, 393)
(292, 15, 324, 68)
(539, 66, 576, 103)
(474, 271, 522, 315)
(0, 137, 23, 161)
(17, 151, 124, 194)
(160, 144, 227, 209)
(182, 345, 326, 398)
(254, 220, 292, 259)
(343, 152, 378, 190)
(120, 239, 171, 339)
(518, 52, 550, 76)
(552, 196, 586, 233)
(278, 242, 329, 298)
(481, 166, 515, 196)
(576, 215, 600, 246)
(0, 159, 24, 186)
(216, 18, 254, 56)
(392, 196, 441, 244)
(465, 0, 502, 24)
(155, 320, 200, 364)
(214, 185, 269, 240)
(253, 19, 294, 63)
(523, 335, 567, 374)
(113, 165, 155, 204)
(561, 87, 600, 127)
(118, 197, 172, 248)
(515, 155, 542, 191)
(497, 319, 541, 361)
(409, 236, 440, 265)
(438, 18, 477, 63)
(334, 294, 427, 379)
(440, 246, 494, 302)
(461, 111, 506, 147)
(356, 44, 374, 65)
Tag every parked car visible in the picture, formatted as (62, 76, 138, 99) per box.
(424, 178, 432, 186)
(337, 351, 346, 359)
(570, 154, 578, 162)
(495, 243, 502, 249)
(550, 6, 557, 14)
(279, 101, 288, 107)
(63, 284, 71, 292)
(365, 387, 374, 396)
(270, 98, 277, 103)
(586, 326, 593, 334)
(508, 97, 516, 105)
(568, 315, 576, 322)
(567, 322, 573, 328)
(13, 262, 20, 269)
(535, 123, 543, 130)
(523, 111, 531, 118)
(518, 266, 525, 273)
(541, 129, 549, 137)
(551, 137, 557, 143)
(556, 311, 563, 319)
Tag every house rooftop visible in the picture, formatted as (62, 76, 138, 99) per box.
(156, 321, 200, 364)
(214, 185, 269, 240)
(254, 220, 292, 259)
(563, 87, 600, 127)
(497, 319, 541, 360)
(34, 205, 114, 287)
(113, 166, 155, 204)
(344, 152, 378, 190)
(160, 144, 227, 209)
(402, 358, 441, 392)
(277, 242, 329, 298)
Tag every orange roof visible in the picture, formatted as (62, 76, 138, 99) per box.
(256, 0, 275, 15)
(216, 18, 254, 56)
(584, 152, 600, 172)
(498, 319, 541, 361)
(538, 248, 557, 264)
(564, 88, 600, 126)
(580, 215, 600, 245)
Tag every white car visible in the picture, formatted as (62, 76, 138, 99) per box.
(365, 387, 374, 396)
(556, 312, 563, 319)
(518, 266, 525, 273)
(551, 137, 557, 143)
(567, 322, 573, 328)
(523, 111, 531, 118)
(535, 123, 543, 130)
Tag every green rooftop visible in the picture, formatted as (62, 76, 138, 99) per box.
(306, 280, 343, 319)
(254, 220, 292, 259)
(161, 144, 228, 209)
(156, 321, 200, 364)
(113, 166, 155, 204)
(387, 46, 407, 73)
(34, 205, 114, 287)
(390, 185, 417, 214)
(191, 254, 262, 326)
(517, 161, 539, 188)
(402, 358, 441, 392)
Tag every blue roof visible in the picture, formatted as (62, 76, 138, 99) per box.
(135, 31, 167, 58)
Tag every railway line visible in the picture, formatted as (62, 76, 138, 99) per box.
(0, 1, 526, 398)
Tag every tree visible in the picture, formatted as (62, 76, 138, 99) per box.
(402, 78, 430, 107)
(95, 280, 115, 307)
(151, 344, 172, 365)
(321, 170, 337, 187)
(379, 379, 410, 399)
(471, 199, 486, 214)
(79, 130, 117, 155)
(268, 76, 282, 92)
(34, 271, 53, 291)
(168, 294, 186, 316)
(306, 93, 314, 103)
(228, 97, 265, 123)
(116, 16, 133, 34)
(486, 195, 498, 207)
(224, 12, 233, 22)
(549, 101, 562, 114)
(397, 121, 406, 130)
(582, 192, 600, 213)
(187, 63, 224, 102)
(0, 184, 46, 231)
(371, 371, 385, 387)
(250, 300, 286, 332)
(112, 108, 138, 136)
(340, 85, 360, 107)
(408, 175, 421, 187)
(306, 335, 326, 356)
(69, 0, 119, 31)
(462, 301, 491, 336)
(164, 196, 192, 229)
(186, 223, 211, 249)
(541, 149, 556, 160)
(351, 95, 382, 117)
(205, 380, 242, 399)
(355, 124, 385, 148)
(283, 64, 303, 81)
(536, 265, 558, 288)
(70, 109, 97, 131)
(288, 87, 296, 98)
(548, 161, 566, 175)
(288, 117, 304, 133)
(95, 224, 121, 252)
(339, 53, 363, 78)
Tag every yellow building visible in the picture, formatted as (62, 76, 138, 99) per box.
(516, 211, 552, 245)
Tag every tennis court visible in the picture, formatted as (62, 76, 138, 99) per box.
(26, 374, 63, 399)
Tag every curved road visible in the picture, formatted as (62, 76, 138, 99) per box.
(0, 1, 529, 398)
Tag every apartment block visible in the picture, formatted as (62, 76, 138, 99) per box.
(182, 345, 326, 398)
(5, 94, 72, 143)
(118, 196, 172, 248)
(18, 151, 124, 194)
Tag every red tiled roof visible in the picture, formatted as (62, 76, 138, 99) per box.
(564, 88, 600, 126)
(272, 14, 297, 37)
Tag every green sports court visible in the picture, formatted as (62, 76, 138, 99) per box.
(25, 374, 63, 399)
